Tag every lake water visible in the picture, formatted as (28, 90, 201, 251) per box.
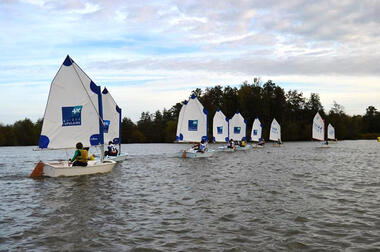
(0, 141, 380, 251)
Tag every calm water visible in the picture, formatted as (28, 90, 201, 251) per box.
(0, 141, 380, 251)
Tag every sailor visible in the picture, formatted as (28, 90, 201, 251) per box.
(198, 139, 207, 153)
(69, 142, 88, 166)
(258, 138, 265, 146)
(106, 141, 118, 156)
(84, 147, 95, 160)
(277, 139, 282, 145)
(240, 140, 246, 147)
(227, 139, 235, 149)
(192, 142, 200, 150)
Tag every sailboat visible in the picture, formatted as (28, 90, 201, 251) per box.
(312, 112, 329, 147)
(251, 117, 264, 148)
(269, 118, 282, 146)
(229, 112, 249, 150)
(30, 55, 116, 177)
(176, 94, 214, 158)
(102, 87, 127, 162)
(327, 123, 336, 142)
(213, 109, 234, 152)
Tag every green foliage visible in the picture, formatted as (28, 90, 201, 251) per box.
(2, 80, 380, 146)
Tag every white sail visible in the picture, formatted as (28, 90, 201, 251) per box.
(212, 109, 229, 142)
(102, 87, 121, 145)
(327, 123, 335, 140)
(269, 118, 281, 141)
(228, 112, 247, 141)
(176, 94, 208, 142)
(39, 55, 104, 149)
(251, 118, 262, 142)
(312, 112, 325, 141)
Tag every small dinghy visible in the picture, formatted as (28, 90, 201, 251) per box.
(101, 87, 127, 162)
(251, 117, 265, 148)
(269, 118, 282, 147)
(313, 112, 330, 148)
(175, 95, 214, 158)
(31, 55, 116, 177)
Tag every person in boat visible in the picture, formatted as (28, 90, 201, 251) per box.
(258, 138, 265, 146)
(227, 139, 235, 149)
(324, 140, 329, 145)
(240, 140, 246, 147)
(198, 139, 207, 153)
(69, 142, 88, 167)
(277, 139, 282, 145)
(192, 142, 200, 150)
(105, 141, 118, 156)
(84, 147, 95, 160)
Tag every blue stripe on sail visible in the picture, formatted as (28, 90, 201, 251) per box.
(38, 135, 49, 148)
(102, 87, 109, 94)
(203, 107, 208, 141)
(89, 80, 104, 145)
(191, 94, 196, 99)
(117, 105, 122, 145)
(63, 55, 73, 66)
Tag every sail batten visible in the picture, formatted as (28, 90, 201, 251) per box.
(39, 55, 104, 149)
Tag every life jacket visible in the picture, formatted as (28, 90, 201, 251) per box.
(76, 149, 88, 163)
(241, 141, 246, 147)
(108, 144, 117, 155)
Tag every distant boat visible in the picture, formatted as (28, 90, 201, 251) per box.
(101, 87, 127, 162)
(176, 95, 214, 158)
(212, 109, 229, 143)
(229, 112, 249, 150)
(251, 117, 264, 148)
(269, 118, 282, 146)
(31, 55, 116, 177)
(312, 112, 329, 147)
(327, 123, 336, 142)
(213, 109, 235, 152)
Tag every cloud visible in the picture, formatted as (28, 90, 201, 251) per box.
(1, 0, 380, 123)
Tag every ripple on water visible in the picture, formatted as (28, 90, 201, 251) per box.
(1, 141, 380, 251)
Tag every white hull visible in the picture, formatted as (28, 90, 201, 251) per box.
(105, 153, 128, 162)
(42, 160, 116, 177)
(251, 144, 264, 148)
(235, 145, 251, 151)
(218, 146, 236, 152)
(317, 144, 330, 148)
(178, 149, 214, 158)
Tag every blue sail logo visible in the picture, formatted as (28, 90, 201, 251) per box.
(62, 106, 83, 126)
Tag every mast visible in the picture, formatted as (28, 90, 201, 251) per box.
(117, 105, 122, 155)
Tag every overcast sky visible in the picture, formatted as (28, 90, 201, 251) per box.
(1, 0, 380, 124)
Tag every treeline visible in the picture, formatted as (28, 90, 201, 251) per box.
(1, 79, 380, 146)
